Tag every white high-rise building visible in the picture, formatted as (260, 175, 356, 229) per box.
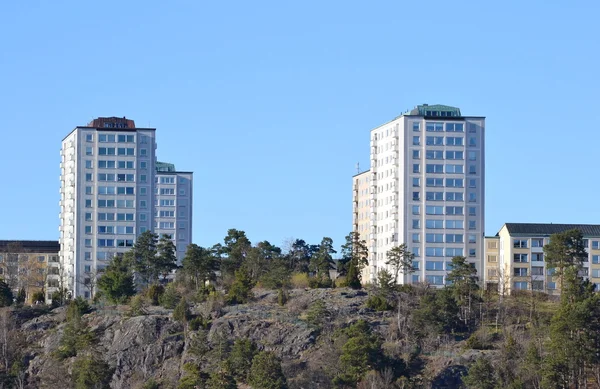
(353, 104, 485, 286)
(155, 162, 193, 262)
(59, 117, 193, 298)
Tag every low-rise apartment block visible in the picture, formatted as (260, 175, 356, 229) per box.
(485, 223, 600, 295)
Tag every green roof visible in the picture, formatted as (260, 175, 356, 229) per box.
(156, 161, 176, 172)
(409, 104, 461, 117)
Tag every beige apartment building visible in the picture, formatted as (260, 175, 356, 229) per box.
(484, 223, 600, 295)
(352, 170, 372, 280)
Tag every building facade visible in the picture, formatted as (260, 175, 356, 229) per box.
(0, 240, 60, 302)
(59, 117, 192, 299)
(354, 104, 485, 286)
(490, 223, 600, 295)
(155, 163, 193, 262)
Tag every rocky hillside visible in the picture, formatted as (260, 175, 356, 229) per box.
(0, 287, 495, 389)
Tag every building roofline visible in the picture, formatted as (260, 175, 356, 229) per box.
(156, 171, 194, 175)
(352, 169, 371, 178)
(62, 127, 157, 142)
(370, 115, 485, 132)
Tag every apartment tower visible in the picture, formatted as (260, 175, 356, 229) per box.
(59, 117, 192, 299)
(353, 104, 485, 286)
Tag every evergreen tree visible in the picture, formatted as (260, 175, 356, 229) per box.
(227, 338, 257, 382)
(462, 357, 496, 389)
(227, 268, 254, 304)
(543, 228, 588, 293)
(445, 256, 480, 328)
(340, 232, 369, 289)
(156, 234, 178, 281)
(309, 237, 336, 286)
(334, 320, 383, 386)
(182, 243, 219, 290)
(127, 230, 159, 284)
(248, 351, 287, 389)
(0, 279, 13, 307)
(385, 244, 415, 284)
(97, 254, 135, 304)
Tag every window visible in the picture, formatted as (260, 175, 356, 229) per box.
(445, 164, 463, 174)
(159, 210, 175, 217)
(426, 136, 444, 145)
(469, 248, 476, 257)
(469, 179, 477, 188)
(426, 206, 443, 215)
(159, 222, 175, 229)
(426, 191, 443, 201)
(426, 234, 443, 243)
(85, 239, 92, 247)
(548, 282, 557, 290)
(487, 255, 497, 262)
(469, 137, 477, 147)
(116, 187, 134, 195)
(446, 123, 464, 132)
(116, 200, 134, 208)
(85, 212, 92, 221)
(468, 207, 476, 216)
(86, 147, 93, 156)
(37, 255, 45, 262)
(531, 267, 544, 276)
(426, 123, 444, 132)
(116, 239, 134, 247)
(413, 136, 420, 145)
(160, 188, 175, 195)
(116, 213, 134, 221)
(446, 220, 464, 229)
(445, 151, 463, 160)
(85, 160, 93, 168)
(488, 269, 498, 277)
(84, 265, 91, 273)
(140, 187, 147, 195)
(426, 150, 444, 160)
(412, 205, 420, 215)
(531, 238, 544, 247)
(592, 269, 600, 278)
(531, 253, 544, 262)
(514, 281, 528, 290)
(85, 134, 93, 142)
(413, 247, 420, 257)
(116, 226, 134, 234)
(85, 173, 93, 182)
(446, 234, 463, 243)
(426, 247, 444, 257)
(160, 177, 175, 184)
(85, 186, 92, 195)
(547, 268, 556, 276)
(117, 147, 135, 156)
(98, 226, 114, 234)
(140, 214, 147, 221)
(446, 192, 464, 201)
(593, 241, 600, 250)
(468, 123, 477, 133)
(85, 199, 92, 208)
(84, 252, 91, 261)
(160, 199, 175, 206)
(412, 233, 420, 243)
(469, 165, 477, 175)
(514, 254, 529, 263)
(413, 164, 420, 173)
(412, 219, 420, 228)
(97, 213, 115, 221)
(412, 275, 420, 283)
(97, 239, 115, 247)
(85, 226, 92, 234)
(446, 178, 463, 187)
(593, 255, 600, 264)
(426, 219, 443, 229)
(513, 239, 528, 248)
(468, 151, 476, 161)
(140, 148, 147, 156)
(446, 206, 463, 215)
(426, 178, 444, 187)
(412, 122, 420, 131)
(425, 261, 444, 270)
(468, 192, 476, 202)
(98, 147, 115, 156)
(426, 164, 444, 173)
(446, 137, 463, 146)
(426, 275, 444, 285)
(446, 248, 464, 257)
(468, 234, 477, 243)
(99, 134, 116, 142)
(514, 268, 528, 277)
(412, 150, 420, 159)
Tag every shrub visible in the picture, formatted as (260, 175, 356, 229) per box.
(32, 291, 45, 304)
(72, 353, 113, 389)
(189, 315, 210, 331)
(248, 351, 287, 389)
(142, 378, 160, 389)
(308, 276, 332, 289)
(226, 268, 254, 305)
(290, 273, 310, 289)
(147, 284, 165, 305)
(305, 300, 328, 328)
(173, 298, 191, 323)
(335, 276, 348, 288)
(0, 280, 14, 307)
(159, 283, 181, 309)
(365, 295, 393, 311)
(278, 289, 288, 306)
(128, 294, 148, 317)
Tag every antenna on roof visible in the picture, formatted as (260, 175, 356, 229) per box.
(356, 162, 360, 174)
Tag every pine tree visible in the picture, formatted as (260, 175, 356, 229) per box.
(248, 351, 287, 389)
(97, 254, 135, 304)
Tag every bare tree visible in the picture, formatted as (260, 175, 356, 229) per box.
(0, 243, 25, 291)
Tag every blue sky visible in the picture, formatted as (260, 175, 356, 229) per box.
(1, 1, 599, 252)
